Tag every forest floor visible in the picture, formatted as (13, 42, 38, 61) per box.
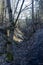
(0, 22, 43, 65)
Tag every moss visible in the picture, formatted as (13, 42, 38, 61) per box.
(6, 52, 13, 62)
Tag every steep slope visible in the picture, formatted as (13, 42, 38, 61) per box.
(0, 29, 43, 65)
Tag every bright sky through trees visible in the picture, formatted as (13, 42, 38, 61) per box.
(11, 0, 31, 19)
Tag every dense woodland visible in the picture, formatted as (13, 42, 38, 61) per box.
(0, 0, 43, 65)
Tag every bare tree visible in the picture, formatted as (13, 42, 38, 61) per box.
(6, 0, 14, 25)
(32, 0, 35, 32)
(32, 0, 34, 23)
(14, 0, 20, 15)
(14, 0, 25, 27)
